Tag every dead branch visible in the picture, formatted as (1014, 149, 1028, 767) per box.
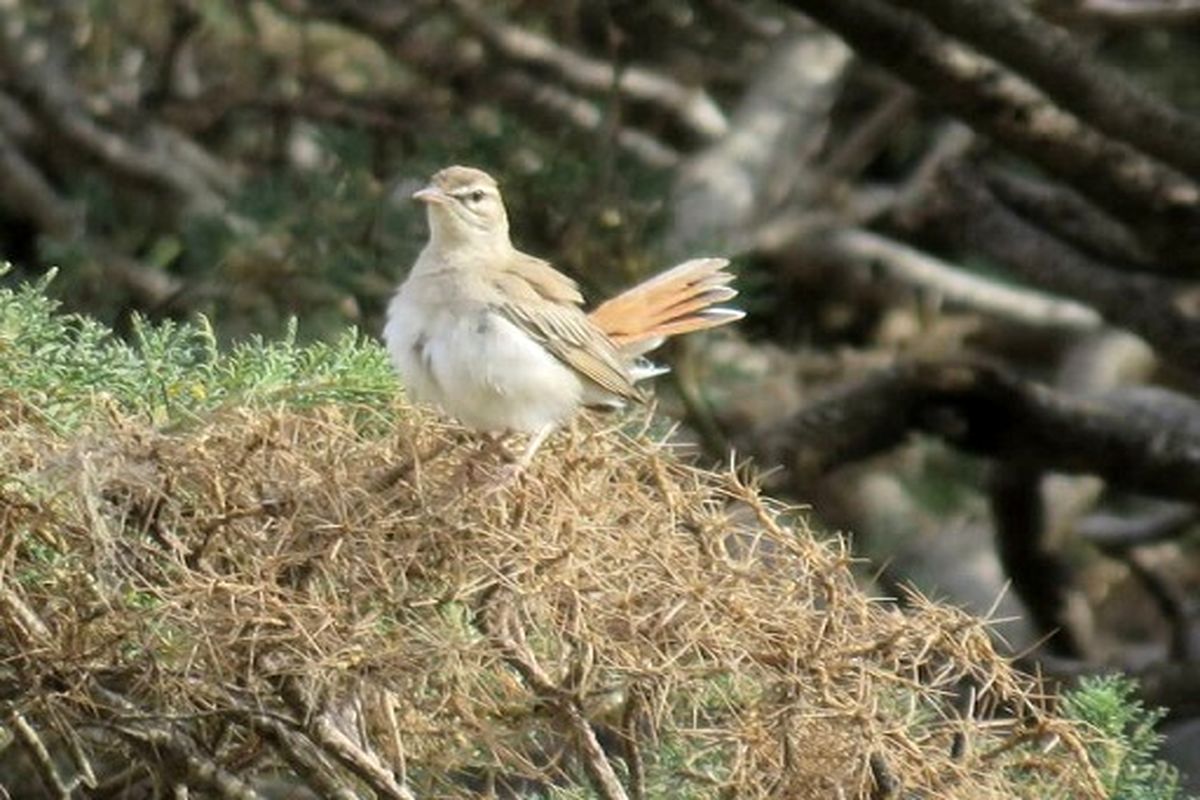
(85, 686, 264, 800)
(813, 227, 1102, 332)
(823, 87, 918, 180)
(146, 0, 203, 107)
(697, 0, 788, 38)
(620, 690, 646, 800)
(249, 714, 360, 800)
(1123, 548, 1197, 661)
(269, 670, 416, 800)
(485, 595, 630, 800)
(928, 168, 1200, 374)
(8, 709, 76, 799)
(757, 359, 1200, 502)
(97, 246, 190, 311)
(899, 0, 1200, 179)
(0, 586, 53, 647)
(267, 0, 680, 170)
(869, 751, 901, 799)
(444, 0, 729, 143)
(780, 0, 1200, 269)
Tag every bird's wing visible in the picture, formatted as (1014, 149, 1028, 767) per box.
(491, 254, 638, 400)
(504, 252, 586, 305)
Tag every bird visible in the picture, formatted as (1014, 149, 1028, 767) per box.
(384, 165, 743, 469)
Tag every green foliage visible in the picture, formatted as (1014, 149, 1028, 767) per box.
(0, 264, 396, 431)
(1062, 675, 1193, 800)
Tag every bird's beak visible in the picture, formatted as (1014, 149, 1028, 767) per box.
(412, 184, 447, 205)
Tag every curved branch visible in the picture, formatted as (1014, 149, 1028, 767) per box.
(896, 0, 1200, 180)
(990, 467, 1091, 658)
(816, 227, 1102, 332)
(757, 360, 1200, 502)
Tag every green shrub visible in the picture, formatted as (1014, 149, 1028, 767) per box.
(0, 263, 396, 430)
(1062, 675, 1193, 800)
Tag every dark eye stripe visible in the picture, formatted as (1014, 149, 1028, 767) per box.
(452, 188, 488, 204)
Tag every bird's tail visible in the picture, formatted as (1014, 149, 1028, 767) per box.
(588, 257, 743, 357)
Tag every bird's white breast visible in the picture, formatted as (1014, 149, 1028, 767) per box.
(385, 281, 584, 433)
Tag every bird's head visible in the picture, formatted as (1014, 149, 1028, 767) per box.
(413, 165, 510, 250)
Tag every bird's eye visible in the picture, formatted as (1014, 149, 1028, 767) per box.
(469, 190, 485, 203)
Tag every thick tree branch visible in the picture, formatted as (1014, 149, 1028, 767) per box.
(249, 714, 361, 800)
(109, 722, 264, 800)
(930, 169, 1200, 375)
(266, 0, 680, 169)
(87, 685, 264, 800)
(983, 170, 1152, 267)
(780, 0, 1200, 270)
(758, 360, 1200, 502)
(990, 467, 1090, 658)
(895, 0, 1200, 179)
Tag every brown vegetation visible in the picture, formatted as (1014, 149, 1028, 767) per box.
(1, 401, 1110, 798)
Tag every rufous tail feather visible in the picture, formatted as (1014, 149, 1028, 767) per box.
(588, 258, 744, 353)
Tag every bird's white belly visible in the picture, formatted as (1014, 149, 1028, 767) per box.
(385, 299, 583, 433)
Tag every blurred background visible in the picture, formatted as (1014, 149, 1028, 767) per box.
(2, 0, 1199, 788)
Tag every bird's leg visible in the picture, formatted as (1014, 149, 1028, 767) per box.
(516, 423, 556, 468)
(480, 424, 556, 490)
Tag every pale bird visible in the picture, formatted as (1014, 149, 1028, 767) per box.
(385, 165, 743, 467)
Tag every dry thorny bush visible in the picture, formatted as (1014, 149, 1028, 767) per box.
(0, 401, 1111, 798)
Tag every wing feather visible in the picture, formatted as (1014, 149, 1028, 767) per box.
(497, 300, 639, 401)
(489, 252, 638, 401)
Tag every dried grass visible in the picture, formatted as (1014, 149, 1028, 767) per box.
(0, 402, 1108, 798)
